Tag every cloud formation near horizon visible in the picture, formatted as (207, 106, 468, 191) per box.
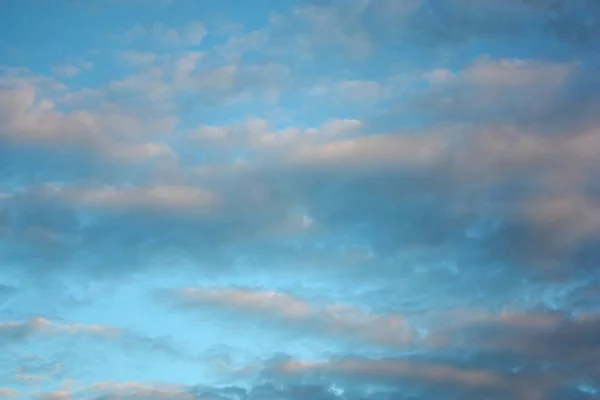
(1, 0, 599, 398)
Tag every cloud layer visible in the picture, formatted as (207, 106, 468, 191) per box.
(1, 0, 599, 398)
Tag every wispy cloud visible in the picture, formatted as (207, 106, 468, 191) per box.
(171, 287, 414, 347)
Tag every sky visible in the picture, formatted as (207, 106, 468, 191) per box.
(0, 0, 600, 398)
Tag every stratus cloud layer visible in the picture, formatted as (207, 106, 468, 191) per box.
(1, 0, 599, 398)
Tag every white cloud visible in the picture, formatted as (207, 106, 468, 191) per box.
(174, 52, 205, 84)
(80, 61, 94, 70)
(0, 70, 178, 165)
(117, 50, 158, 66)
(288, 133, 445, 169)
(521, 195, 600, 248)
(459, 56, 575, 87)
(0, 388, 19, 398)
(52, 64, 81, 78)
(191, 125, 229, 142)
(89, 382, 194, 399)
(337, 80, 380, 102)
(291, 3, 372, 59)
(36, 391, 71, 400)
(320, 118, 362, 136)
(35, 184, 219, 213)
(214, 29, 269, 60)
(174, 62, 289, 106)
(187, 64, 237, 90)
(121, 21, 207, 47)
(182, 22, 207, 45)
(308, 84, 330, 96)
(425, 68, 454, 83)
(179, 288, 312, 320)
(123, 23, 147, 40)
(35, 382, 194, 400)
(189, 117, 362, 152)
(174, 287, 414, 346)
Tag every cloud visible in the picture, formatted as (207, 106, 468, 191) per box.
(182, 22, 207, 46)
(173, 52, 205, 84)
(0, 69, 177, 173)
(286, 132, 445, 170)
(211, 1, 376, 64)
(1, 72, 598, 278)
(188, 116, 363, 152)
(12, 373, 46, 384)
(52, 65, 81, 78)
(397, 0, 600, 55)
(0, 315, 197, 373)
(36, 392, 71, 400)
(290, 3, 373, 59)
(213, 30, 269, 61)
(0, 388, 19, 399)
(171, 287, 414, 347)
(269, 356, 559, 399)
(117, 51, 158, 66)
(336, 80, 380, 102)
(446, 310, 600, 370)
(89, 382, 194, 399)
(2, 86, 597, 276)
(26, 371, 595, 400)
(319, 118, 362, 136)
(121, 21, 207, 46)
(2, 2, 599, 400)
(33, 382, 197, 400)
(0, 317, 119, 343)
(0, 183, 220, 254)
(405, 57, 577, 124)
(50, 184, 219, 213)
(458, 57, 574, 87)
(176, 62, 290, 107)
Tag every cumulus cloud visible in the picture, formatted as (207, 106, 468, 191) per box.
(0, 73, 177, 168)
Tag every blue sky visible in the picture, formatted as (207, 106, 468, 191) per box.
(1, 0, 600, 398)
